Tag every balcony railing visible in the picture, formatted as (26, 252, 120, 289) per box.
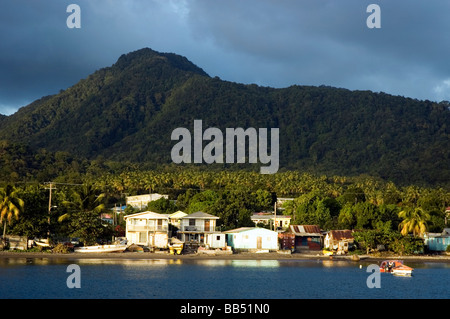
(127, 225, 168, 232)
(181, 226, 220, 232)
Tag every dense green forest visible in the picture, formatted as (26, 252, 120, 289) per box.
(0, 48, 448, 186)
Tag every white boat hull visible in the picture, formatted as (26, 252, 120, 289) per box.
(392, 269, 413, 276)
(34, 240, 51, 247)
(74, 244, 127, 253)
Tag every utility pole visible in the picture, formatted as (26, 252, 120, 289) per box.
(274, 201, 277, 231)
(45, 182, 56, 239)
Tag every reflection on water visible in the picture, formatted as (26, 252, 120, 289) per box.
(1, 257, 449, 299)
(2, 257, 449, 270)
(231, 260, 280, 268)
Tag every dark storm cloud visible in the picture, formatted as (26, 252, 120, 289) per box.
(1, 0, 450, 115)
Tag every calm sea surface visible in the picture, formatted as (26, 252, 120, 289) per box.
(0, 258, 449, 299)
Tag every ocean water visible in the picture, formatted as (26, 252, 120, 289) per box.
(0, 258, 449, 299)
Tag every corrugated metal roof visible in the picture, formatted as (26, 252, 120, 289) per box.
(289, 225, 322, 236)
(328, 230, 353, 240)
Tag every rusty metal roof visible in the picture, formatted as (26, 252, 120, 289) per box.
(289, 225, 322, 236)
(327, 230, 353, 240)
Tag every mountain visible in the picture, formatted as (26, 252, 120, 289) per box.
(0, 48, 449, 186)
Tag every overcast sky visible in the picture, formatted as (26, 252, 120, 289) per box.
(1, 0, 450, 115)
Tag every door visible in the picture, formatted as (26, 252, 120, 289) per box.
(139, 231, 147, 244)
(205, 220, 211, 232)
(257, 236, 262, 249)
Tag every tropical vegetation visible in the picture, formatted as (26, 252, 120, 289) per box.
(0, 169, 448, 254)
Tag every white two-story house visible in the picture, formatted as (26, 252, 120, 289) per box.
(124, 211, 169, 248)
(177, 211, 223, 246)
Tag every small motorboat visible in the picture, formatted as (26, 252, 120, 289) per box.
(380, 260, 413, 276)
(391, 265, 414, 277)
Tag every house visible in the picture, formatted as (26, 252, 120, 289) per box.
(324, 230, 354, 254)
(177, 211, 220, 244)
(126, 193, 169, 210)
(251, 212, 291, 230)
(101, 213, 114, 224)
(124, 211, 169, 248)
(424, 228, 450, 252)
(205, 233, 227, 249)
(288, 225, 323, 251)
(223, 227, 279, 251)
(161, 210, 187, 229)
(278, 232, 295, 251)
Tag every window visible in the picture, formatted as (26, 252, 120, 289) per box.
(189, 219, 195, 226)
(216, 235, 221, 241)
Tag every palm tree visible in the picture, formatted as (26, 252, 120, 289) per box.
(0, 185, 25, 243)
(58, 184, 106, 222)
(398, 207, 430, 237)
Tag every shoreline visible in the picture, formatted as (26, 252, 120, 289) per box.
(1, 250, 449, 263)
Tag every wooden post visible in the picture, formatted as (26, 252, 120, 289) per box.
(274, 202, 277, 231)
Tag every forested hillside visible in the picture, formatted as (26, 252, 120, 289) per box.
(0, 48, 449, 186)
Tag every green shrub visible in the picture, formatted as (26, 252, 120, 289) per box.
(52, 243, 71, 254)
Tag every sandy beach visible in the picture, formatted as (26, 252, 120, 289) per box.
(1, 250, 449, 263)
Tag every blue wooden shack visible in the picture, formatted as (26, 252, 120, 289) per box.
(424, 228, 450, 252)
(223, 227, 279, 251)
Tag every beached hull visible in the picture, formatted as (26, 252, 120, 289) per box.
(34, 240, 51, 247)
(74, 244, 127, 253)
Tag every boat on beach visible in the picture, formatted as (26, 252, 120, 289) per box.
(34, 238, 51, 247)
(168, 238, 184, 255)
(380, 260, 413, 276)
(74, 244, 128, 253)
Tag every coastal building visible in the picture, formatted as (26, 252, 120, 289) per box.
(288, 225, 323, 251)
(205, 233, 227, 249)
(224, 227, 279, 251)
(126, 193, 169, 210)
(160, 210, 187, 229)
(251, 212, 291, 230)
(278, 232, 295, 251)
(177, 211, 220, 244)
(124, 211, 169, 248)
(324, 230, 354, 254)
(424, 228, 450, 252)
